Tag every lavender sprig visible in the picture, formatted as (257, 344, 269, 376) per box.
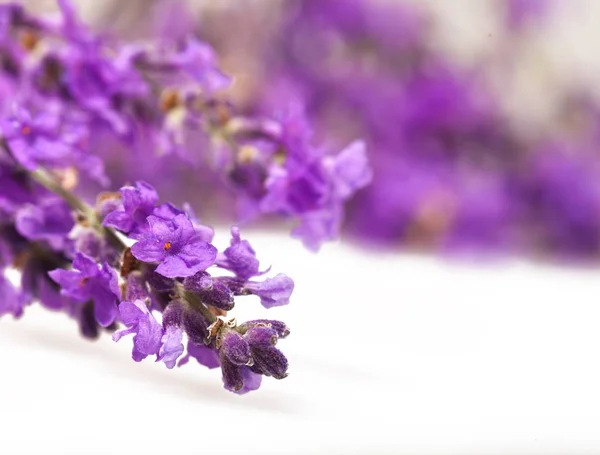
(0, 0, 370, 394)
(1, 144, 292, 393)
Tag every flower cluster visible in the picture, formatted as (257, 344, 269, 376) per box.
(0, 0, 370, 251)
(182, 0, 600, 261)
(0, 0, 368, 393)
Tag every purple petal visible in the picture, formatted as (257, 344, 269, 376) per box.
(158, 325, 184, 369)
(178, 341, 220, 369)
(131, 236, 167, 263)
(246, 274, 294, 308)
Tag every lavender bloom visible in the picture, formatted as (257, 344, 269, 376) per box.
(1, 108, 71, 171)
(15, 196, 74, 250)
(49, 252, 120, 327)
(131, 214, 217, 278)
(157, 301, 184, 369)
(102, 181, 158, 238)
(216, 226, 260, 279)
(113, 299, 163, 362)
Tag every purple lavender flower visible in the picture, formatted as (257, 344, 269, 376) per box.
(112, 299, 163, 362)
(1, 107, 71, 171)
(157, 301, 185, 368)
(49, 252, 120, 327)
(102, 181, 158, 238)
(131, 214, 217, 278)
(15, 196, 74, 251)
(216, 226, 260, 279)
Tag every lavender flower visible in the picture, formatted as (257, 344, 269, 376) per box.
(112, 299, 163, 362)
(102, 181, 158, 238)
(15, 196, 74, 250)
(131, 214, 217, 278)
(49, 252, 120, 327)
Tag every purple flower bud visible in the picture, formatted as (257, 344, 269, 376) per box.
(220, 331, 252, 366)
(220, 355, 244, 393)
(220, 357, 262, 394)
(112, 299, 163, 362)
(144, 267, 175, 293)
(240, 319, 290, 339)
(250, 345, 289, 380)
(183, 271, 234, 311)
(245, 273, 294, 308)
(245, 326, 278, 347)
(182, 306, 211, 345)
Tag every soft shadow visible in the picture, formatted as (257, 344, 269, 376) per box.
(2, 323, 302, 415)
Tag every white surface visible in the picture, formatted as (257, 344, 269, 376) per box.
(2, 233, 600, 454)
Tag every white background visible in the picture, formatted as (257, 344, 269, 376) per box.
(2, 232, 600, 454)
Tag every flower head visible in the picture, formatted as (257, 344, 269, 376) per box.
(49, 252, 120, 327)
(103, 181, 158, 238)
(112, 299, 163, 362)
(131, 213, 217, 278)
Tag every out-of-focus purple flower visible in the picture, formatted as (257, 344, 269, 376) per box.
(15, 196, 74, 250)
(504, 0, 551, 30)
(112, 299, 163, 362)
(49, 252, 120, 327)
(0, 274, 26, 318)
(21, 254, 65, 311)
(1, 107, 71, 171)
(146, 37, 231, 93)
(131, 213, 217, 278)
(327, 140, 372, 200)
